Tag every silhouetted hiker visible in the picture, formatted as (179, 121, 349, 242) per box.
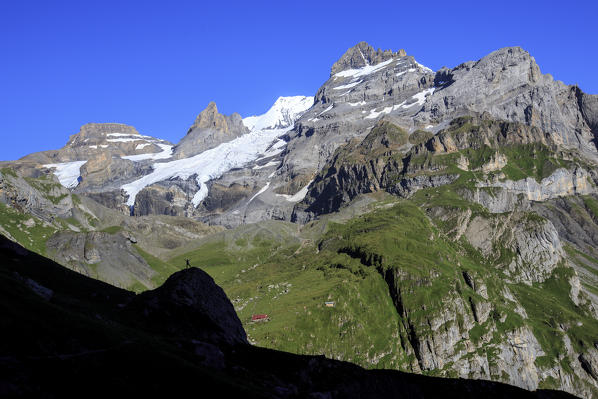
(185, 258, 191, 268)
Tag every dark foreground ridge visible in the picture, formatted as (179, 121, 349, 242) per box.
(0, 235, 578, 398)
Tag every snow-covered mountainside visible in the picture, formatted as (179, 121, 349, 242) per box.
(243, 96, 314, 131)
(122, 95, 313, 207)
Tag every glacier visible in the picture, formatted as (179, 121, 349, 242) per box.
(121, 95, 313, 208)
(44, 160, 88, 189)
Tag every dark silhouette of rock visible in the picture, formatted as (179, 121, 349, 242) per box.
(126, 267, 248, 346)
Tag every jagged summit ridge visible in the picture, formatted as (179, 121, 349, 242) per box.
(330, 41, 407, 76)
(186, 101, 246, 135)
(175, 101, 249, 159)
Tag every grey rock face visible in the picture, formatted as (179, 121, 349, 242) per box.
(0, 169, 73, 221)
(133, 179, 199, 217)
(330, 41, 406, 76)
(278, 45, 435, 194)
(270, 45, 598, 225)
(494, 327, 545, 390)
(531, 195, 598, 256)
(506, 217, 564, 284)
(579, 347, 598, 381)
(579, 90, 598, 136)
(463, 166, 596, 215)
(200, 182, 254, 213)
(86, 190, 131, 215)
(388, 174, 460, 198)
(295, 114, 577, 222)
(379, 261, 553, 392)
(291, 120, 409, 221)
(45, 231, 155, 289)
(477, 168, 594, 203)
(462, 188, 530, 214)
(174, 102, 249, 159)
(416, 47, 597, 157)
(461, 210, 564, 284)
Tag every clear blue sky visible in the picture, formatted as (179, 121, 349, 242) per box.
(1, 0, 596, 160)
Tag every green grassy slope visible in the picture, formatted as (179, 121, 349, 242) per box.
(171, 183, 598, 395)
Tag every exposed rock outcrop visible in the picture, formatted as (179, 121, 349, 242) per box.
(0, 168, 73, 221)
(126, 267, 248, 346)
(174, 102, 249, 158)
(477, 168, 594, 203)
(331, 41, 407, 75)
(133, 180, 199, 217)
(46, 230, 155, 289)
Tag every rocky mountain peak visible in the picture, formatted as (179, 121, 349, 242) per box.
(475, 46, 539, 76)
(67, 123, 140, 146)
(330, 41, 406, 76)
(174, 102, 249, 158)
(188, 101, 235, 134)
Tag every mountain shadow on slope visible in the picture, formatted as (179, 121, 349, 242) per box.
(0, 234, 579, 398)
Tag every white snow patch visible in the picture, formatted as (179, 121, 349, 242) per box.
(348, 100, 367, 107)
(248, 182, 270, 204)
(107, 133, 156, 139)
(318, 105, 333, 116)
(254, 139, 286, 161)
(253, 161, 279, 170)
(89, 145, 97, 149)
(416, 62, 434, 74)
(425, 125, 434, 129)
(390, 88, 436, 112)
(107, 138, 144, 143)
(411, 88, 436, 106)
(243, 96, 313, 131)
(334, 59, 394, 79)
(363, 88, 436, 120)
(333, 80, 362, 90)
(358, 48, 368, 64)
(121, 144, 173, 162)
(365, 106, 394, 119)
(135, 143, 151, 150)
(43, 160, 87, 189)
(276, 179, 314, 203)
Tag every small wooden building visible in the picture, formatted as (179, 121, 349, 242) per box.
(251, 314, 269, 322)
(325, 301, 335, 307)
